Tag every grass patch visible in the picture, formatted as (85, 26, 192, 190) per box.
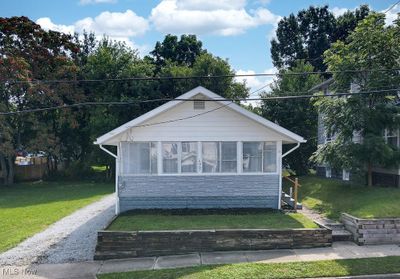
(285, 176, 400, 220)
(98, 256, 400, 279)
(0, 181, 113, 252)
(107, 210, 317, 231)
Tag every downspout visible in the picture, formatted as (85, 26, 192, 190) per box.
(282, 142, 300, 158)
(279, 142, 300, 210)
(99, 144, 119, 215)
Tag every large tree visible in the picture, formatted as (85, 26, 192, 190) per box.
(260, 61, 321, 174)
(312, 13, 400, 186)
(271, 5, 370, 72)
(0, 16, 83, 183)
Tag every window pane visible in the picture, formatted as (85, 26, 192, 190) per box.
(202, 142, 219, 173)
(122, 142, 150, 174)
(181, 142, 197, 173)
(221, 142, 237, 172)
(150, 142, 158, 174)
(263, 142, 276, 173)
(243, 142, 262, 172)
(162, 143, 178, 173)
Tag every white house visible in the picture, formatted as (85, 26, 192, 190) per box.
(95, 86, 306, 214)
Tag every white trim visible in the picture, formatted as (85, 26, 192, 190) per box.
(94, 86, 306, 145)
(121, 172, 280, 177)
(157, 141, 162, 175)
(342, 169, 350, 181)
(237, 141, 242, 174)
(115, 143, 120, 215)
(197, 141, 202, 173)
(277, 140, 282, 209)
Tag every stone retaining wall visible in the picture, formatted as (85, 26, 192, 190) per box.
(94, 228, 332, 260)
(341, 213, 400, 245)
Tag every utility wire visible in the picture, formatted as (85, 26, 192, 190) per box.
(1, 67, 400, 84)
(129, 102, 233, 129)
(385, 0, 400, 13)
(1, 87, 399, 116)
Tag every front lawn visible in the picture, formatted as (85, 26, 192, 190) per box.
(0, 181, 113, 252)
(98, 256, 400, 279)
(107, 210, 317, 231)
(288, 176, 400, 220)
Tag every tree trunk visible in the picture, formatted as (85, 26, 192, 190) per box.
(367, 162, 373, 187)
(6, 156, 14, 185)
(0, 154, 6, 184)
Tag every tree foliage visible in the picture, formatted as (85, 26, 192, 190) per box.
(271, 5, 370, 72)
(312, 13, 400, 186)
(260, 62, 321, 174)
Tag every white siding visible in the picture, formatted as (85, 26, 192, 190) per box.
(111, 99, 293, 143)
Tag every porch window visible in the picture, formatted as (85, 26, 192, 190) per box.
(263, 142, 277, 173)
(202, 142, 237, 173)
(162, 142, 179, 173)
(181, 142, 198, 173)
(243, 142, 277, 173)
(121, 142, 157, 174)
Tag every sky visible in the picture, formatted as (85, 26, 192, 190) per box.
(2, 0, 399, 92)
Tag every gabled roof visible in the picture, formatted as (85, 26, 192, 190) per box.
(94, 86, 306, 145)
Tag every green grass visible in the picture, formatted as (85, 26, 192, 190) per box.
(0, 181, 113, 252)
(98, 256, 400, 279)
(107, 211, 318, 231)
(285, 176, 400, 220)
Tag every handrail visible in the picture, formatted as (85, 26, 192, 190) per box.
(283, 176, 301, 212)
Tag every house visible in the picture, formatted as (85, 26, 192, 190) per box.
(310, 79, 400, 187)
(95, 86, 306, 214)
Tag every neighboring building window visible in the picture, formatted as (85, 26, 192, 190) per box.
(122, 142, 157, 174)
(352, 131, 362, 143)
(162, 142, 179, 173)
(325, 167, 332, 178)
(243, 142, 276, 173)
(202, 142, 237, 173)
(263, 142, 277, 173)
(343, 170, 350, 181)
(384, 129, 399, 148)
(325, 131, 334, 143)
(181, 142, 198, 173)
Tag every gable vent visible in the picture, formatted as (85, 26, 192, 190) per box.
(193, 100, 205, 110)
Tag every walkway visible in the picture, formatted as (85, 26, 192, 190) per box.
(1, 242, 400, 278)
(0, 194, 115, 266)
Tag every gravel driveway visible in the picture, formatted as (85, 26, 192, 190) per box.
(0, 194, 115, 266)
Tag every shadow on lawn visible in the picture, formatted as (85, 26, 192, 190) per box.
(0, 181, 113, 209)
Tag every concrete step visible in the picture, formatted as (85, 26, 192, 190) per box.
(325, 223, 346, 230)
(332, 229, 353, 242)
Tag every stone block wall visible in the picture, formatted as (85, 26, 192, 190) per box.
(94, 228, 332, 260)
(341, 213, 400, 245)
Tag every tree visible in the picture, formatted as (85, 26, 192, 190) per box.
(148, 34, 205, 71)
(260, 61, 321, 174)
(271, 5, 370, 72)
(0, 16, 84, 182)
(312, 13, 400, 187)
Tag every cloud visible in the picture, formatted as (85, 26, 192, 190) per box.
(75, 10, 149, 37)
(79, 0, 117, 5)
(330, 7, 349, 17)
(383, 4, 400, 25)
(36, 17, 75, 35)
(36, 10, 149, 55)
(150, 0, 280, 36)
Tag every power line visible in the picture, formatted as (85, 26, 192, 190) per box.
(130, 102, 233, 129)
(385, 0, 400, 13)
(1, 67, 400, 84)
(1, 87, 399, 116)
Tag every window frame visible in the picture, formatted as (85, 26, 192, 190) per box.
(120, 141, 158, 175)
(120, 141, 279, 176)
